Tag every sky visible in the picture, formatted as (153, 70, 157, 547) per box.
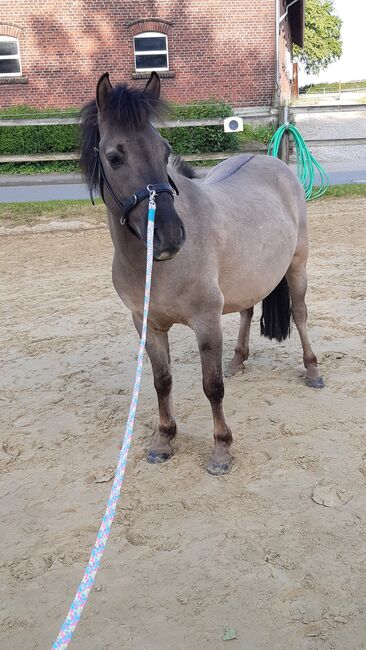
(299, 0, 366, 85)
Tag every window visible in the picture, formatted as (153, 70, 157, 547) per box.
(134, 32, 168, 72)
(0, 36, 21, 76)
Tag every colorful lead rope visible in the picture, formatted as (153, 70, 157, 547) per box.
(52, 191, 156, 649)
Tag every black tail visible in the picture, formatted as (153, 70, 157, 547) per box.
(260, 277, 292, 342)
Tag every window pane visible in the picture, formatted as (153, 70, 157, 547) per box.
(0, 58, 20, 74)
(0, 41, 18, 56)
(134, 37, 166, 52)
(136, 54, 167, 69)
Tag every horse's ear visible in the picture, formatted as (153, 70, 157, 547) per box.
(144, 71, 160, 99)
(96, 73, 112, 112)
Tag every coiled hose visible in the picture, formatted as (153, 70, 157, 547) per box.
(267, 123, 329, 201)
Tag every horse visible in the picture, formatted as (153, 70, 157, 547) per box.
(80, 71, 324, 476)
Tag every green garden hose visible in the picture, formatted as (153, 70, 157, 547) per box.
(267, 123, 329, 201)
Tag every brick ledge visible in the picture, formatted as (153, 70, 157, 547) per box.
(132, 71, 175, 80)
(0, 76, 28, 85)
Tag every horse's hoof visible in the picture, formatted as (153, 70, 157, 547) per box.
(207, 458, 233, 476)
(225, 363, 245, 378)
(306, 376, 325, 389)
(147, 450, 172, 464)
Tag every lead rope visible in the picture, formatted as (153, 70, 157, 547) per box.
(52, 189, 156, 650)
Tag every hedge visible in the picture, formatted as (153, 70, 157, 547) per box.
(0, 102, 240, 157)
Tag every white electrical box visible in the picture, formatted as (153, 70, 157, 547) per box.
(223, 116, 244, 133)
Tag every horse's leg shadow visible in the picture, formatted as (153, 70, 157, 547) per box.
(132, 315, 176, 463)
(193, 314, 234, 475)
(286, 257, 324, 388)
(226, 307, 254, 377)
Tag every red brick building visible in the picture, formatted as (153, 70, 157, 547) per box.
(0, 1, 303, 110)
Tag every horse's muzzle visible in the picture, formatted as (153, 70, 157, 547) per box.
(153, 219, 186, 262)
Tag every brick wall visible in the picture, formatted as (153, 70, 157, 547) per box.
(1, 1, 279, 110)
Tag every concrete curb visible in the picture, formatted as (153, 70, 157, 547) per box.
(0, 173, 84, 187)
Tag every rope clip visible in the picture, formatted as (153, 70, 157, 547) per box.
(147, 185, 157, 209)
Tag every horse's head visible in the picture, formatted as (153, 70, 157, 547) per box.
(81, 72, 185, 261)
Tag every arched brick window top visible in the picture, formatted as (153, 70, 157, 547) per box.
(0, 23, 23, 39)
(126, 19, 173, 36)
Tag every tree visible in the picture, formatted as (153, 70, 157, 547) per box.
(293, 0, 342, 74)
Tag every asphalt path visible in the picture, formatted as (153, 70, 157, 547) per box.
(0, 160, 366, 203)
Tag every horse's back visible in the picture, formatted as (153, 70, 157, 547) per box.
(204, 153, 300, 194)
(204, 154, 256, 185)
(200, 153, 305, 231)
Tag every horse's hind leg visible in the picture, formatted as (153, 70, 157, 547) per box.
(226, 307, 254, 377)
(286, 256, 324, 388)
(132, 315, 176, 463)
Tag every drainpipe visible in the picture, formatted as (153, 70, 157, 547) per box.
(279, 0, 302, 25)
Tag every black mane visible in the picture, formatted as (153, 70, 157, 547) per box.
(79, 100, 100, 191)
(79, 84, 164, 190)
(79, 83, 197, 189)
(169, 154, 197, 179)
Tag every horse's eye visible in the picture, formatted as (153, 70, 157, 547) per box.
(108, 155, 123, 169)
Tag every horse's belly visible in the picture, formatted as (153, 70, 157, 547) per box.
(222, 281, 279, 313)
(222, 297, 261, 314)
(219, 229, 297, 312)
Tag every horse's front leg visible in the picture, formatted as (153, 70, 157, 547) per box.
(193, 316, 233, 475)
(132, 315, 176, 463)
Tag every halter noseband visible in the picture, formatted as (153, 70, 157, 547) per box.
(91, 147, 179, 228)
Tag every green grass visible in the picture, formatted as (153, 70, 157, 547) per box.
(316, 183, 366, 198)
(301, 80, 366, 94)
(1, 184, 365, 217)
(192, 160, 222, 167)
(0, 185, 365, 227)
(0, 199, 104, 225)
(0, 161, 80, 175)
(238, 123, 276, 145)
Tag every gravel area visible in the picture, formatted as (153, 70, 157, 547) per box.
(294, 110, 366, 162)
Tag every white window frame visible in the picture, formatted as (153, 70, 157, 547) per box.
(134, 32, 169, 72)
(0, 35, 21, 76)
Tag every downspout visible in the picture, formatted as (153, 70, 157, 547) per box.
(279, 0, 302, 25)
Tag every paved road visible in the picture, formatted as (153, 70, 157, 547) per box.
(0, 160, 366, 203)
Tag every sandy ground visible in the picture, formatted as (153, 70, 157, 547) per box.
(1, 197, 365, 650)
